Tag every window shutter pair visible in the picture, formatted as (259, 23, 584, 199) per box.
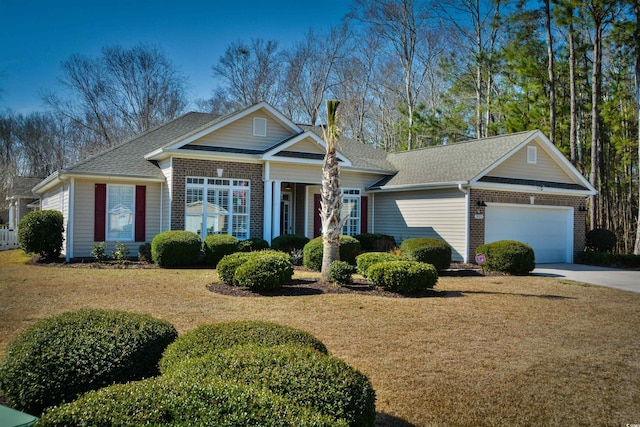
(313, 194, 368, 237)
(94, 184, 146, 242)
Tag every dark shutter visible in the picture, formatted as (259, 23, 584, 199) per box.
(94, 184, 106, 242)
(135, 185, 146, 242)
(313, 194, 321, 237)
(361, 196, 368, 234)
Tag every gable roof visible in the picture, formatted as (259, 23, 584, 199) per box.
(7, 177, 42, 200)
(369, 130, 596, 194)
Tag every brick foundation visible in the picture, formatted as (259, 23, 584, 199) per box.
(469, 189, 588, 259)
(171, 159, 264, 239)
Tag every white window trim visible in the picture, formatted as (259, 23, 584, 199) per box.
(527, 146, 537, 164)
(106, 184, 135, 242)
(253, 117, 267, 137)
(341, 188, 361, 236)
(185, 177, 251, 240)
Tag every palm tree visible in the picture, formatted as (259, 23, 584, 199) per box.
(320, 99, 346, 282)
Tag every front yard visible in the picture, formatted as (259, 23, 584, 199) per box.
(1, 249, 639, 426)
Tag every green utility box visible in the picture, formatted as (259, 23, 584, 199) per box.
(0, 405, 38, 427)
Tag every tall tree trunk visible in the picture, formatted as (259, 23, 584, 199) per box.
(589, 23, 603, 230)
(320, 100, 346, 282)
(569, 21, 577, 166)
(544, 0, 556, 145)
(633, 0, 640, 255)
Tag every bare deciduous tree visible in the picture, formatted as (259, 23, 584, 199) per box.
(212, 38, 283, 110)
(43, 43, 187, 152)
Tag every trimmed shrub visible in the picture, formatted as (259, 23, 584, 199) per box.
(137, 242, 152, 263)
(38, 376, 342, 427)
(271, 234, 310, 252)
(91, 242, 110, 262)
(151, 230, 201, 268)
(367, 261, 438, 292)
(159, 320, 328, 373)
(202, 233, 239, 267)
(355, 252, 402, 277)
(303, 235, 362, 271)
(216, 251, 254, 285)
(575, 251, 640, 268)
(239, 237, 270, 252)
(475, 240, 535, 275)
(165, 344, 376, 427)
(0, 309, 177, 415)
(234, 251, 294, 290)
(354, 233, 397, 252)
(585, 228, 617, 252)
(400, 237, 452, 272)
(17, 210, 64, 260)
(329, 260, 354, 285)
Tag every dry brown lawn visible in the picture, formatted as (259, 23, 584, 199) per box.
(1, 249, 639, 426)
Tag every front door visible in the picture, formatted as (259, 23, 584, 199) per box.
(280, 191, 293, 235)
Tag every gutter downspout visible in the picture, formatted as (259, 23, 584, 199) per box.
(458, 183, 470, 263)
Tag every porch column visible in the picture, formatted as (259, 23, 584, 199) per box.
(272, 180, 281, 238)
(263, 180, 273, 243)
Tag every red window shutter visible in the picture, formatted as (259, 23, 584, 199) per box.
(94, 184, 106, 242)
(135, 185, 146, 242)
(313, 194, 321, 237)
(361, 196, 368, 234)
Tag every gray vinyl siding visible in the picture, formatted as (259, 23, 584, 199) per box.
(189, 112, 295, 151)
(373, 188, 467, 262)
(488, 141, 575, 184)
(282, 138, 324, 155)
(72, 179, 163, 258)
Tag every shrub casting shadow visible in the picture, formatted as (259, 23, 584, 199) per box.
(376, 412, 418, 426)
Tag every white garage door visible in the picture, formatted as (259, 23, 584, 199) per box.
(485, 204, 573, 263)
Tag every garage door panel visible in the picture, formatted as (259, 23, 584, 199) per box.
(485, 204, 572, 263)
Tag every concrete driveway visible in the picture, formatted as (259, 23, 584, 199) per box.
(533, 263, 640, 293)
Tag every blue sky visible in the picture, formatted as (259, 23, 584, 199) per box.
(0, 0, 351, 113)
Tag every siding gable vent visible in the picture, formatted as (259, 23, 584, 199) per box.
(527, 146, 537, 164)
(253, 117, 267, 137)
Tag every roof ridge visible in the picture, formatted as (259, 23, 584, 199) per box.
(387, 130, 539, 156)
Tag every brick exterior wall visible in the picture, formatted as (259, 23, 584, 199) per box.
(469, 188, 588, 259)
(171, 158, 264, 239)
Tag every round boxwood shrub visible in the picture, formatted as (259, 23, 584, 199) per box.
(355, 252, 402, 277)
(239, 237, 270, 252)
(329, 260, 354, 285)
(159, 320, 328, 373)
(216, 251, 254, 285)
(233, 250, 294, 290)
(271, 234, 310, 252)
(354, 233, 397, 253)
(475, 240, 535, 275)
(585, 228, 617, 252)
(367, 261, 438, 292)
(17, 210, 64, 260)
(202, 233, 239, 267)
(0, 309, 177, 415)
(151, 230, 201, 268)
(400, 237, 452, 272)
(303, 236, 362, 271)
(137, 242, 152, 263)
(165, 344, 376, 427)
(38, 376, 342, 427)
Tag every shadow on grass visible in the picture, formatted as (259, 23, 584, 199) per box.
(461, 290, 577, 300)
(376, 412, 417, 426)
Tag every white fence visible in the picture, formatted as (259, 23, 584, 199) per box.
(0, 225, 19, 251)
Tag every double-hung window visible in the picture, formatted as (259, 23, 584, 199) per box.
(185, 177, 250, 240)
(341, 189, 361, 236)
(107, 184, 135, 241)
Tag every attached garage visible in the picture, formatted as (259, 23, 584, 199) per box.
(484, 203, 574, 263)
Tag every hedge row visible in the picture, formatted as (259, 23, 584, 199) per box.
(0, 309, 177, 415)
(34, 319, 375, 426)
